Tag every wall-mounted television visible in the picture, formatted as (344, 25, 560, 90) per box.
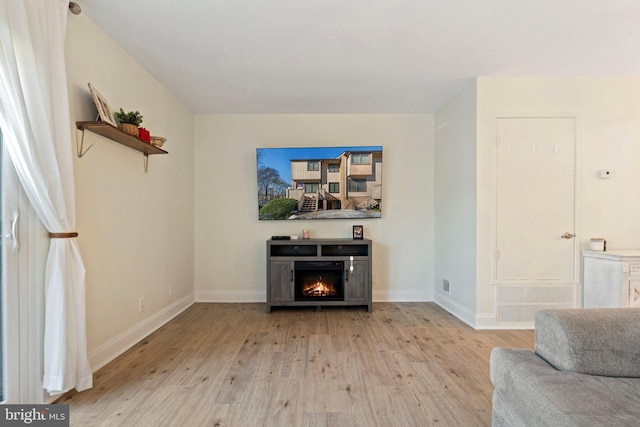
(257, 146, 382, 220)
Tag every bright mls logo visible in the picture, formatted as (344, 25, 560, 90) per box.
(1, 405, 68, 426)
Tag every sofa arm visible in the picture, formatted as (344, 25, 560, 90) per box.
(534, 308, 640, 377)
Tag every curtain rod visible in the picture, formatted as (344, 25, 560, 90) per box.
(69, 2, 81, 15)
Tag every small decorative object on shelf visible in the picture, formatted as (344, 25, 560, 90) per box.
(150, 136, 166, 148)
(114, 108, 143, 137)
(590, 237, 606, 251)
(88, 83, 117, 127)
(138, 127, 151, 143)
(303, 229, 310, 239)
(353, 225, 363, 239)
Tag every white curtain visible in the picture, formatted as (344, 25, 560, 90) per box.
(0, 0, 92, 394)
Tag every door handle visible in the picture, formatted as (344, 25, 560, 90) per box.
(561, 232, 575, 239)
(5, 208, 19, 252)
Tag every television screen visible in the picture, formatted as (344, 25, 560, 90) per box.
(256, 146, 382, 220)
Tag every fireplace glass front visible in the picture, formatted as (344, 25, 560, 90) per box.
(294, 261, 344, 301)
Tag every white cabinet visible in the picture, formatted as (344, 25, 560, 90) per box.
(583, 250, 640, 308)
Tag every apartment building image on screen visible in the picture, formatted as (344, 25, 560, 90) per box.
(256, 146, 382, 220)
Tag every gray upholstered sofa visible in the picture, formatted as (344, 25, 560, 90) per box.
(490, 308, 640, 427)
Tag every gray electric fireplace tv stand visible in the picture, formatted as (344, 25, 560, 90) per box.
(266, 238, 372, 313)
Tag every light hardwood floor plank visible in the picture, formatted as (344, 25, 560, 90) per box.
(58, 302, 533, 426)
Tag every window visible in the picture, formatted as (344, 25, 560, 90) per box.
(349, 180, 366, 192)
(327, 163, 339, 172)
(329, 182, 339, 193)
(351, 153, 369, 164)
(307, 161, 319, 171)
(304, 183, 319, 193)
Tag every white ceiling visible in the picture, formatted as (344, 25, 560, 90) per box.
(81, 0, 640, 113)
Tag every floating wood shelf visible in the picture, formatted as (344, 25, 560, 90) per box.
(75, 121, 168, 172)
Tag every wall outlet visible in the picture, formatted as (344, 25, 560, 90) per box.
(138, 297, 144, 312)
(442, 279, 450, 293)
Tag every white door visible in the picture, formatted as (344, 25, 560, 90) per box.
(1, 132, 46, 404)
(1, 132, 20, 403)
(496, 117, 576, 282)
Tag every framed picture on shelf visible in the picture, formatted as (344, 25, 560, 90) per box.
(353, 225, 363, 240)
(88, 83, 117, 127)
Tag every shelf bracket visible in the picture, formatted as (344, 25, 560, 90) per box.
(143, 153, 149, 173)
(75, 128, 94, 158)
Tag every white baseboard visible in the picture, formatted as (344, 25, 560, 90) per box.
(433, 292, 477, 328)
(475, 313, 534, 329)
(88, 294, 195, 372)
(195, 290, 266, 302)
(372, 290, 432, 302)
(435, 298, 534, 330)
(475, 314, 498, 329)
(433, 294, 535, 330)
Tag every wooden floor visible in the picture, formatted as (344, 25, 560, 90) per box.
(58, 303, 533, 427)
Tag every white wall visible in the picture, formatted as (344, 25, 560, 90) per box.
(434, 82, 478, 326)
(194, 114, 435, 303)
(474, 77, 640, 324)
(65, 15, 195, 368)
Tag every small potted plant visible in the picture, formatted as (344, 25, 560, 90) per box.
(114, 108, 143, 137)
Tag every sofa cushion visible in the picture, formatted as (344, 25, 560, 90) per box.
(491, 347, 640, 427)
(534, 308, 640, 377)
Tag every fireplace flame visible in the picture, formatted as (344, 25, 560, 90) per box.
(303, 276, 337, 297)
